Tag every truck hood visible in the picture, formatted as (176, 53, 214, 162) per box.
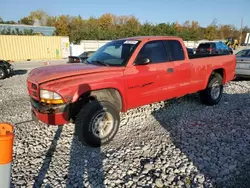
(28, 64, 124, 84)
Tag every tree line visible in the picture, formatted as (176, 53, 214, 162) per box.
(1, 10, 249, 44)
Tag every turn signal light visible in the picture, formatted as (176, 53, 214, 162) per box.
(41, 98, 64, 104)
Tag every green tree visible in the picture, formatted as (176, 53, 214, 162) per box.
(54, 15, 71, 36)
(69, 15, 85, 43)
(97, 13, 117, 39)
(19, 16, 34, 25)
(204, 26, 218, 40)
(1, 20, 16, 24)
(6, 9, 246, 42)
(139, 22, 154, 36)
(189, 21, 201, 40)
(85, 17, 99, 40)
(46, 16, 57, 26)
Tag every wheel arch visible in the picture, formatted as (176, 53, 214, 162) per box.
(212, 68, 226, 83)
(200, 68, 224, 106)
(205, 68, 226, 88)
(70, 88, 124, 121)
(87, 88, 123, 111)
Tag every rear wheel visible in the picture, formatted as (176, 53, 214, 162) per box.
(0, 67, 7, 79)
(199, 73, 223, 105)
(75, 100, 120, 147)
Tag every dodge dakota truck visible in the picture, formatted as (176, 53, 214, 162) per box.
(27, 36, 236, 147)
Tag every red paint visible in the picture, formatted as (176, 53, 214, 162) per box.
(27, 36, 236, 125)
(32, 109, 68, 125)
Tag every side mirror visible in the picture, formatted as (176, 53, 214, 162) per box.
(134, 57, 150, 65)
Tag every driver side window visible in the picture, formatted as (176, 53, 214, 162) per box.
(136, 40, 168, 63)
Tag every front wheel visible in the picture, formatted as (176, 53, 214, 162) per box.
(199, 73, 223, 105)
(0, 67, 7, 79)
(75, 100, 120, 147)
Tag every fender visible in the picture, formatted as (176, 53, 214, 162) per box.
(71, 82, 128, 112)
(203, 68, 226, 89)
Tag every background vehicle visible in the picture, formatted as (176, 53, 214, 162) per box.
(235, 49, 250, 77)
(0, 60, 13, 79)
(196, 42, 233, 55)
(68, 51, 95, 63)
(27, 36, 236, 147)
(186, 47, 194, 55)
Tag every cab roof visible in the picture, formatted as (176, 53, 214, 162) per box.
(119, 36, 182, 41)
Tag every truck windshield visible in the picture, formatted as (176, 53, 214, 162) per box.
(87, 39, 140, 66)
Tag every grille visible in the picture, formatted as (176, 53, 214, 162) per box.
(32, 83, 37, 90)
(27, 81, 39, 100)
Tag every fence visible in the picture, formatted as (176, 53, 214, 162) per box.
(0, 35, 70, 61)
(69, 40, 210, 56)
(69, 40, 110, 56)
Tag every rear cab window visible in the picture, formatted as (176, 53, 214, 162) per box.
(163, 40, 185, 61)
(136, 40, 169, 63)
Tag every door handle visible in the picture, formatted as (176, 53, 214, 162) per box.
(167, 68, 174, 73)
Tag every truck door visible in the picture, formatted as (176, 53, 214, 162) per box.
(163, 39, 192, 97)
(124, 40, 175, 110)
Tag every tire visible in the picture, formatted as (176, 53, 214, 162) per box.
(199, 73, 223, 105)
(0, 67, 7, 79)
(75, 100, 120, 147)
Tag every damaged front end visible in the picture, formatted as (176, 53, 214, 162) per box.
(30, 97, 70, 125)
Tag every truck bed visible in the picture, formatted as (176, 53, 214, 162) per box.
(188, 53, 236, 94)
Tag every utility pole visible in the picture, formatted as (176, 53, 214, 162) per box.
(239, 18, 243, 44)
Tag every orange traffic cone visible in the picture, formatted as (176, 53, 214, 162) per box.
(0, 123, 14, 188)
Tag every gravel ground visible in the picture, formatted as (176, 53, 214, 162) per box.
(1, 66, 250, 188)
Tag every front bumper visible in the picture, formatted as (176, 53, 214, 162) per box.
(30, 97, 69, 125)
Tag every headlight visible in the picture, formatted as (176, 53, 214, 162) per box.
(40, 90, 64, 104)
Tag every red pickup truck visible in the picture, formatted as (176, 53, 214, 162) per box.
(27, 36, 236, 147)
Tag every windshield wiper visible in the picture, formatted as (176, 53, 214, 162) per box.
(91, 60, 109, 66)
